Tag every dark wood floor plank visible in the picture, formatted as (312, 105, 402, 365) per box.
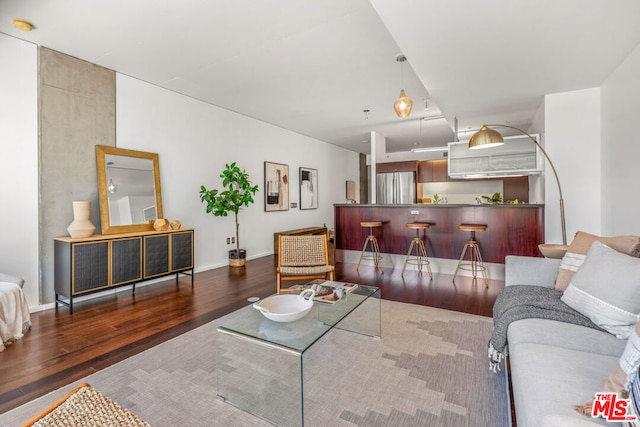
(0, 254, 501, 415)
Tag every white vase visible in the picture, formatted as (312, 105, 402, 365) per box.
(67, 201, 96, 238)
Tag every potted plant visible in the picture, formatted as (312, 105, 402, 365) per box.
(482, 192, 503, 204)
(200, 162, 259, 267)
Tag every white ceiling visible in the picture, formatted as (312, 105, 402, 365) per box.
(2, 0, 640, 154)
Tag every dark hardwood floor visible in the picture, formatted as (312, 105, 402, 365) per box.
(0, 255, 503, 415)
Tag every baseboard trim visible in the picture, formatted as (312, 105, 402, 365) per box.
(336, 249, 505, 281)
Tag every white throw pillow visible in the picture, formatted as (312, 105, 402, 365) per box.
(561, 240, 640, 339)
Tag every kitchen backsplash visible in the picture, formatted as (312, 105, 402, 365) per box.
(421, 181, 504, 204)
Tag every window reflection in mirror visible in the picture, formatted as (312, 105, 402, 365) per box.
(105, 154, 156, 226)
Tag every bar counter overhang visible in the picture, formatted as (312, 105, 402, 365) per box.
(334, 203, 544, 276)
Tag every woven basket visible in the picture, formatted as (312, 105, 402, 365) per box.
(228, 249, 246, 267)
(23, 383, 151, 427)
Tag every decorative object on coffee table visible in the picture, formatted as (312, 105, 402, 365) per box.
(67, 201, 96, 238)
(200, 162, 259, 267)
(253, 289, 316, 322)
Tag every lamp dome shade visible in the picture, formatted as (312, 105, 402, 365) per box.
(469, 125, 505, 149)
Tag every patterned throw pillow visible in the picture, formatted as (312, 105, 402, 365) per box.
(555, 231, 640, 291)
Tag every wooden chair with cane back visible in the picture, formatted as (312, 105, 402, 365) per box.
(276, 234, 335, 293)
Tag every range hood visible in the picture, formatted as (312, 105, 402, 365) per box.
(447, 134, 543, 178)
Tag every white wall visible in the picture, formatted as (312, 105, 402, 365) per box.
(601, 43, 640, 235)
(544, 87, 601, 244)
(0, 35, 39, 307)
(115, 75, 360, 271)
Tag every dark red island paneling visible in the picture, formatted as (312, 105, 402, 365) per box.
(334, 204, 544, 263)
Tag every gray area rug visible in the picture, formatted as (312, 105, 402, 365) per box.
(1, 300, 509, 426)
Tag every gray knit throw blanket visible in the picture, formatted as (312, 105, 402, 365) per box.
(489, 285, 603, 373)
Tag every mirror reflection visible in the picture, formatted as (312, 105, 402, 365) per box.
(106, 155, 156, 225)
(96, 145, 163, 235)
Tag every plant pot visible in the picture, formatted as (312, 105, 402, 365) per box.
(229, 249, 246, 268)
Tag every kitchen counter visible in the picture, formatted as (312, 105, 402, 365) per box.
(334, 204, 544, 263)
(334, 203, 543, 208)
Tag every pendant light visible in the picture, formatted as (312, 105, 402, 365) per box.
(108, 179, 117, 194)
(393, 55, 413, 118)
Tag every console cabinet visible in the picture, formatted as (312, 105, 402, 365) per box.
(54, 228, 194, 313)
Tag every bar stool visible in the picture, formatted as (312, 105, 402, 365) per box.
(401, 223, 432, 279)
(453, 224, 488, 287)
(357, 221, 384, 272)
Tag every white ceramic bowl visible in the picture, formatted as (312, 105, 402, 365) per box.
(253, 289, 316, 323)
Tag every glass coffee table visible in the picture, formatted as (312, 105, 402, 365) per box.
(217, 280, 380, 426)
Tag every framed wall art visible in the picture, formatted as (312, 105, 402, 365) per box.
(299, 167, 318, 210)
(264, 161, 289, 211)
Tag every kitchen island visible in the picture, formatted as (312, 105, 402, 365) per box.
(334, 203, 544, 264)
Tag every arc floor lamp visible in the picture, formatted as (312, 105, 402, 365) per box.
(468, 124, 567, 246)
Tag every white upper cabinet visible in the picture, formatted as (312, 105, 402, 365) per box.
(448, 134, 542, 178)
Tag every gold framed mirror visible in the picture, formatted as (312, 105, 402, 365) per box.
(96, 145, 163, 234)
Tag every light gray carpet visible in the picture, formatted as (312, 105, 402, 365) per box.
(1, 300, 510, 426)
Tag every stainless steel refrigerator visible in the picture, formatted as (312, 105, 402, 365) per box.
(376, 171, 416, 204)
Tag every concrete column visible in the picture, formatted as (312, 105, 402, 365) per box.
(39, 47, 115, 303)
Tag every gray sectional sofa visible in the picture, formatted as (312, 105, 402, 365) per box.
(504, 255, 627, 427)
